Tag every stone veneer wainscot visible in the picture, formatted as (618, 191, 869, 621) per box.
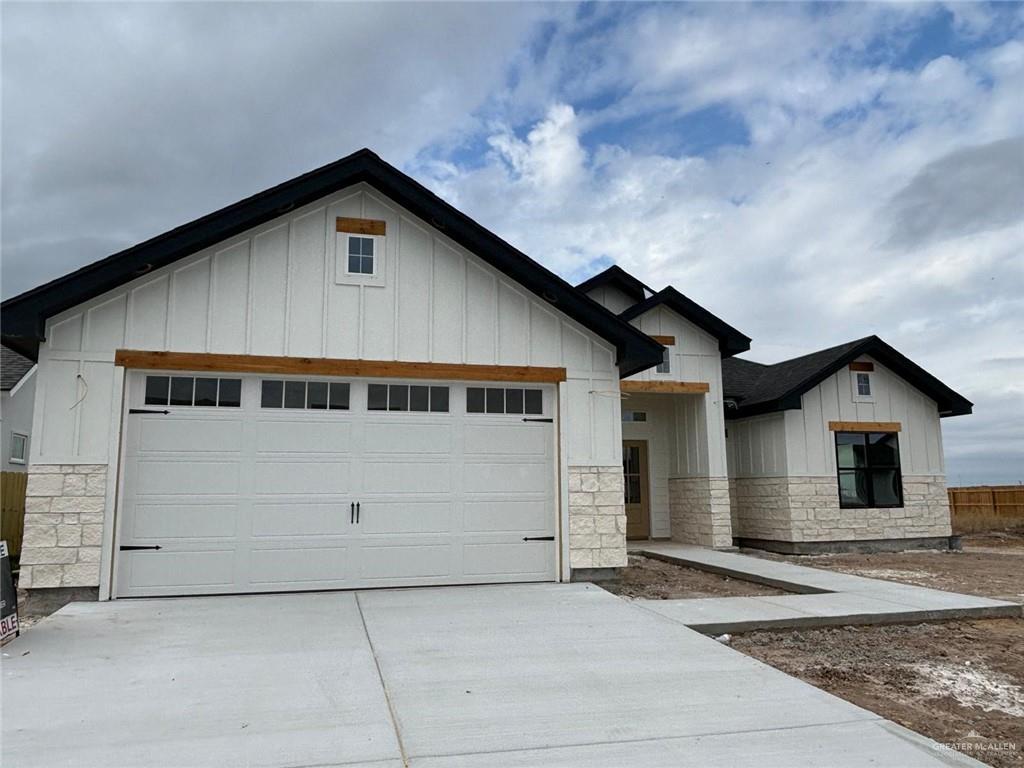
(18, 465, 107, 589)
(568, 466, 627, 569)
(732, 475, 951, 543)
(668, 476, 733, 548)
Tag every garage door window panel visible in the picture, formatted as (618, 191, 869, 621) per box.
(261, 379, 351, 410)
(369, 383, 449, 413)
(145, 375, 242, 407)
(467, 387, 544, 415)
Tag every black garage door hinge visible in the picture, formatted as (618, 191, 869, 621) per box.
(521, 417, 553, 423)
(119, 545, 163, 551)
(129, 409, 170, 415)
(522, 536, 555, 541)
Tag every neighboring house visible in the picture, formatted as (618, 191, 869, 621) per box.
(0, 148, 972, 605)
(720, 337, 972, 553)
(1, 346, 36, 471)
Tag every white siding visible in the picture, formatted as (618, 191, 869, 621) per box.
(627, 306, 729, 479)
(621, 394, 675, 537)
(1, 370, 36, 471)
(785, 356, 946, 477)
(725, 414, 788, 478)
(583, 284, 637, 315)
(32, 183, 620, 467)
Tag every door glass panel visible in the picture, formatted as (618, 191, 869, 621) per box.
(218, 379, 242, 408)
(144, 376, 170, 406)
(284, 380, 306, 409)
(169, 377, 194, 406)
(622, 445, 642, 505)
(193, 378, 218, 407)
(307, 382, 328, 410)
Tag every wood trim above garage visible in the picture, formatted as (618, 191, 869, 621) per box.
(113, 350, 567, 383)
(620, 380, 710, 394)
(649, 335, 676, 346)
(828, 421, 902, 433)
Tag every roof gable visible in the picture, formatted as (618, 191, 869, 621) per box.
(576, 265, 652, 306)
(619, 286, 751, 358)
(2, 149, 662, 376)
(722, 336, 972, 418)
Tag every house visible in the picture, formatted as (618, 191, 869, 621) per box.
(720, 337, 972, 553)
(1, 346, 36, 471)
(0, 148, 971, 606)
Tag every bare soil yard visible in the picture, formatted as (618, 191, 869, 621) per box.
(733, 532, 1024, 767)
(604, 554, 788, 599)
(743, 531, 1024, 603)
(733, 620, 1024, 767)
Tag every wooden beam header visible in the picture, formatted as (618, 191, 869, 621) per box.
(649, 335, 676, 346)
(114, 350, 566, 384)
(336, 217, 386, 236)
(848, 361, 874, 372)
(621, 380, 709, 395)
(828, 421, 901, 433)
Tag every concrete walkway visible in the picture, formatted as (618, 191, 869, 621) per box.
(2, 583, 983, 767)
(635, 543, 1022, 634)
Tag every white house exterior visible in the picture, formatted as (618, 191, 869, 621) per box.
(722, 340, 971, 553)
(1, 150, 971, 604)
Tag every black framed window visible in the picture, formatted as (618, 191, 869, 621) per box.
(835, 431, 902, 508)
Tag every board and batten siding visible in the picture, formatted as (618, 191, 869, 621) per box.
(625, 306, 728, 479)
(785, 356, 945, 477)
(30, 182, 622, 468)
(726, 413, 788, 478)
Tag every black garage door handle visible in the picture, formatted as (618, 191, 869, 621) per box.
(522, 536, 554, 541)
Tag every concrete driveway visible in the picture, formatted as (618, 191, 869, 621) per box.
(2, 583, 978, 767)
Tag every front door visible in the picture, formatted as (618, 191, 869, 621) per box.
(622, 440, 650, 540)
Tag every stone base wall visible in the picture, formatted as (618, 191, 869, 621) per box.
(568, 466, 627, 569)
(668, 476, 733, 548)
(19, 465, 107, 590)
(731, 477, 794, 542)
(732, 474, 952, 543)
(789, 475, 951, 542)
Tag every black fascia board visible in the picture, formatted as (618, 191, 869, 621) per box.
(2, 149, 664, 375)
(727, 336, 972, 419)
(619, 286, 751, 358)
(575, 265, 652, 305)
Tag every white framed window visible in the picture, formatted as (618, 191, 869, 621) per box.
(655, 349, 671, 374)
(466, 387, 543, 415)
(368, 384, 449, 413)
(10, 433, 27, 464)
(852, 371, 873, 402)
(346, 235, 376, 276)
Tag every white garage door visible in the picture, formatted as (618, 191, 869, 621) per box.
(115, 371, 557, 597)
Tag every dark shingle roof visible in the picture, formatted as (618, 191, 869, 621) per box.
(1, 346, 34, 390)
(722, 336, 972, 418)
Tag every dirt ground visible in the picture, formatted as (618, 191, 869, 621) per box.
(743, 531, 1024, 603)
(603, 554, 787, 599)
(732, 532, 1024, 766)
(733, 620, 1024, 767)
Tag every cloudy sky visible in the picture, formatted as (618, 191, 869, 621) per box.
(2, 2, 1022, 484)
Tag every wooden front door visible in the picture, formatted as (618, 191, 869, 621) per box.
(622, 440, 650, 540)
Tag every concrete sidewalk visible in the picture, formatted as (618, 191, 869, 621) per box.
(2, 583, 985, 767)
(635, 543, 1022, 634)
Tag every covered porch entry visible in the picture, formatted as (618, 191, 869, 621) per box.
(620, 388, 733, 548)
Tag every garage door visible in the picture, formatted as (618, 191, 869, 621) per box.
(115, 372, 558, 597)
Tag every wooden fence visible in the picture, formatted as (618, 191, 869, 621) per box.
(1, 471, 28, 560)
(948, 485, 1024, 534)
